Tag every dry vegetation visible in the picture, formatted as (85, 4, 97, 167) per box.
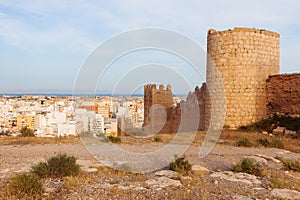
(263, 168, 300, 191)
(117, 130, 300, 153)
(1, 130, 300, 199)
(220, 130, 300, 153)
(5, 130, 298, 152)
(0, 136, 80, 145)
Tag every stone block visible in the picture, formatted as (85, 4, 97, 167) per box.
(272, 127, 286, 135)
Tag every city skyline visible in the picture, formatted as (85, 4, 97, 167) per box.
(1, 1, 300, 94)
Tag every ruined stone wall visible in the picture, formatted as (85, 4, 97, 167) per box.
(206, 27, 280, 129)
(143, 84, 174, 133)
(194, 83, 207, 131)
(171, 84, 207, 132)
(266, 73, 300, 116)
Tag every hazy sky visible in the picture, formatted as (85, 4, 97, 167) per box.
(0, 0, 299, 94)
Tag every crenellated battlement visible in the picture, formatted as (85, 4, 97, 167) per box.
(144, 84, 172, 91)
(207, 27, 280, 38)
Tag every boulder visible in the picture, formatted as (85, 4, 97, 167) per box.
(285, 130, 297, 137)
(210, 171, 261, 186)
(155, 170, 179, 179)
(192, 165, 210, 173)
(82, 167, 98, 173)
(243, 156, 268, 166)
(255, 154, 282, 164)
(233, 195, 252, 200)
(146, 177, 182, 189)
(271, 188, 300, 199)
(273, 127, 286, 135)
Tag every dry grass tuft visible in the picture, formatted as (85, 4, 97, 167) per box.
(232, 158, 262, 176)
(8, 173, 43, 197)
(236, 138, 252, 147)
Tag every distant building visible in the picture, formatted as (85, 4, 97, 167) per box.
(17, 113, 40, 130)
(58, 120, 83, 137)
(75, 108, 95, 132)
(89, 114, 105, 135)
(98, 106, 110, 118)
(79, 102, 99, 113)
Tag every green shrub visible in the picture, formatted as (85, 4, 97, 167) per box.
(239, 114, 300, 133)
(107, 136, 121, 143)
(270, 138, 284, 149)
(232, 158, 262, 176)
(236, 138, 251, 147)
(32, 154, 80, 178)
(256, 138, 270, 147)
(274, 114, 300, 131)
(277, 157, 300, 172)
(19, 127, 35, 137)
(8, 173, 43, 196)
(169, 155, 191, 175)
(249, 118, 274, 133)
(154, 136, 162, 142)
(239, 126, 249, 131)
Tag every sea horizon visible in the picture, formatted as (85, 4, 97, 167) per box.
(0, 93, 187, 97)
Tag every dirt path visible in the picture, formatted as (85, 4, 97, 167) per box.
(1, 142, 299, 178)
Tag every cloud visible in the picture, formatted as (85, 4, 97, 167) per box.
(0, 0, 300, 93)
(1, 0, 299, 51)
(0, 12, 97, 53)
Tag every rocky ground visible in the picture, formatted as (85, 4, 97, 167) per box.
(1, 132, 300, 199)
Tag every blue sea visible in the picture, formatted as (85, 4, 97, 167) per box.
(1, 93, 144, 97)
(0, 93, 186, 97)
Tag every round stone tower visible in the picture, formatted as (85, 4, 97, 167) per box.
(206, 27, 280, 129)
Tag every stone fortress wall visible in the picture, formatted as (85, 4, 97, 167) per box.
(266, 73, 300, 117)
(143, 27, 300, 133)
(206, 27, 280, 129)
(143, 84, 174, 133)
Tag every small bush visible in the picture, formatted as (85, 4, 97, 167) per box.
(270, 138, 284, 149)
(19, 127, 35, 137)
(236, 138, 251, 147)
(277, 157, 300, 172)
(8, 173, 43, 196)
(32, 154, 80, 178)
(269, 177, 288, 189)
(256, 138, 270, 147)
(232, 158, 262, 176)
(169, 155, 191, 175)
(256, 138, 284, 149)
(107, 136, 121, 143)
(252, 118, 274, 133)
(154, 136, 162, 142)
(32, 162, 49, 178)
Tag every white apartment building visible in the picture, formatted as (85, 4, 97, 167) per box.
(89, 114, 104, 135)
